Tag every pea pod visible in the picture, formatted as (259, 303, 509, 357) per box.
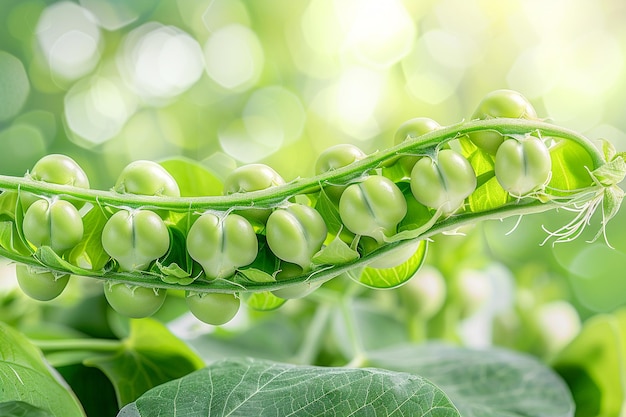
(410, 149, 476, 214)
(266, 204, 327, 270)
(101, 209, 170, 271)
(187, 212, 258, 279)
(23, 199, 84, 254)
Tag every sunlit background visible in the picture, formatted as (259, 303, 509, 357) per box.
(2, 0, 626, 348)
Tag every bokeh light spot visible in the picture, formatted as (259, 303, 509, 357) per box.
(0, 124, 46, 175)
(338, 0, 415, 68)
(201, 0, 250, 33)
(218, 117, 284, 163)
(118, 23, 204, 102)
(204, 24, 264, 91)
(65, 77, 137, 147)
(79, 0, 156, 30)
(35, 2, 101, 81)
(0, 51, 30, 122)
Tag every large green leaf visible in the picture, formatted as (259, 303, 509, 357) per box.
(117, 358, 459, 417)
(84, 318, 204, 407)
(552, 308, 626, 417)
(368, 344, 574, 417)
(0, 401, 53, 417)
(0, 322, 85, 417)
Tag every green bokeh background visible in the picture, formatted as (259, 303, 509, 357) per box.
(1, 0, 626, 350)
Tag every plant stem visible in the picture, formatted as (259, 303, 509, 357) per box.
(293, 303, 332, 365)
(340, 297, 367, 366)
(32, 338, 123, 353)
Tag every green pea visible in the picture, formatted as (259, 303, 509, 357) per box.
(315, 144, 367, 201)
(186, 292, 240, 326)
(23, 199, 84, 254)
(16, 264, 70, 301)
(23, 154, 90, 209)
(266, 204, 327, 270)
(114, 160, 180, 197)
(187, 212, 258, 279)
(393, 117, 441, 145)
(104, 283, 166, 318)
(223, 164, 285, 194)
(339, 176, 407, 243)
(315, 144, 367, 175)
(468, 90, 537, 154)
(410, 149, 476, 214)
(495, 136, 551, 196)
(101, 209, 170, 271)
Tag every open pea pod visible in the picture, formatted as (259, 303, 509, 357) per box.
(0, 113, 621, 319)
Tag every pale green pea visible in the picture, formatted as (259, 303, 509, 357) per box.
(187, 212, 258, 279)
(339, 175, 407, 243)
(23, 199, 84, 254)
(410, 149, 476, 214)
(495, 136, 551, 196)
(266, 204, 327, 270)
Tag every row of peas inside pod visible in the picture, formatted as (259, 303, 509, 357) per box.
(5, 89, 612, 326)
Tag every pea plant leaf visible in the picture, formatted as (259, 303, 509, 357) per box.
(83, 318, 204, 408)
(348, 240, 427, 289)
(242, 291, 286, 311)
(311, 234, 360, 265)
(548, 139, 594, 195)
(0, 401, 54, 417)
(67, 205, 109, 271)
(0, 322, 86, 417)
(368, 343, 575, 417)
(159, 157, 223, 197)
(552, 307, 626, 417)
(117, 358, 459, 417)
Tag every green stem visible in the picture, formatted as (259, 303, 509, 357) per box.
(32, 338, 123, 353)
(340, 298, 367, 366)
(0, 119, 605, 212)
(293, 303, 332, 365)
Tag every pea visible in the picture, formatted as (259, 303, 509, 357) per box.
(393, 117, 441, 145)
(114, 160, 180, 197)
(271, 262, 321, 299)
(315, 144, 367, 201)
(223, 164, 285, 194)
(266, 204, 327, 270)
(104, 283, 166, 318)
(186, 292, 240, 326)
(410, 149, 476, 214)
(339, 175, 407, 243)
(468, 90, 537, 154)
(23, 199, 84, 254)
(101, 209, 170, 271)
(495, 136, 551, 196)
(16, 264, 70, 301)
(187, 212, 258, 279)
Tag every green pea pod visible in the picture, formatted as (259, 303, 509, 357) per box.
(410, 149, 477, 214)
(266, 204, 327, 270)
(495, 136, 552, 196)
(23, 199, 84, 254)
(187, 212, 258, 279)
(101, 209, 170, 271)
(339, 175, 407, 243)
(468, 89, 537, 154)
